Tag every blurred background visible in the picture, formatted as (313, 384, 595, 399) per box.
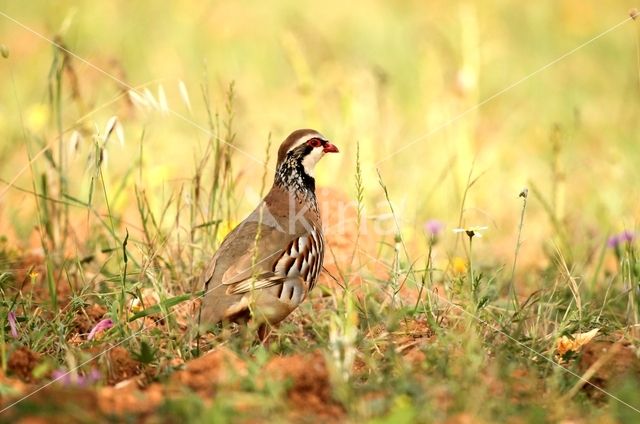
(1, 0, 639, 275)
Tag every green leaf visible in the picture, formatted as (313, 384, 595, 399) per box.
(132, 340, 157, 364)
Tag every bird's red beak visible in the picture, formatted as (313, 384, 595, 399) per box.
(323, 142, 339, 153)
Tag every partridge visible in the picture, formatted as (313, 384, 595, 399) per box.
(199, 129, 339, 329)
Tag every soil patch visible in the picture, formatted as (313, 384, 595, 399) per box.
(170, 347, 246, 397)
(578, 340, 640, 401)
(106, 346, 142, 385)
(265, 350, 345, 421)
(8, 347, 42, 383)
(72, 303, 107, 335)
(97, 381, 164, 417)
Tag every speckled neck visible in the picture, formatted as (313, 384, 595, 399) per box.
(274, 154, 318, 210)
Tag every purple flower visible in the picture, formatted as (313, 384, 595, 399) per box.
(620, 230, 635, 243)
(608, 230, 636, 249)
(7, 311, 18, 338)
(51, 368, 101, 386)
(424, 219, 445, 238)
(87, 318, 113, 341)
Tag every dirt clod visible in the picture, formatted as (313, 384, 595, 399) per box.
(171, 347, 246, 397)
(578, 340, 640, 400)
(72, 303, 107, 335)
(107, 347, 142, 385)
(8, 347, 41, 383)
(97, 381, 164, 417)
(265, 350, 344, 420)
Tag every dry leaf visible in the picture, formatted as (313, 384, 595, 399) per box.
(157, 84, 169, 114)
(178, 80, 192, 112)
(556, 328, 599, 358)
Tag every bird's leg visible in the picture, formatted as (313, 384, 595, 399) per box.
(257, 323, 273, 343)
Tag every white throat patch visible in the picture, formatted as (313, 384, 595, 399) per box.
(286, 132, 328, 178)
(301, 147, 325, 177)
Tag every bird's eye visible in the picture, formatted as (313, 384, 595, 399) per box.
(307, 138, 322, 148)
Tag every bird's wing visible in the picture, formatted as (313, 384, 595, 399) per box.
(225, 272, 286, 295)
(202, 216, 305, 293)
(200, 190, 322, 325)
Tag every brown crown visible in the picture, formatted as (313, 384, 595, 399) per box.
(276, 129, 323, 165)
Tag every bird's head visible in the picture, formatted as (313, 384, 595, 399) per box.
(274, 129, 338, 196)
(276, 129, 339, 177)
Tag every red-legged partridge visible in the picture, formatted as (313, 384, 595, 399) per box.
(200, 129, 339, 329)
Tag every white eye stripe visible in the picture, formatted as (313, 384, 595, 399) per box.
(287, 133, 327, 153)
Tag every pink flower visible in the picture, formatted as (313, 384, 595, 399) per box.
(7, 311, 18, 338)
(424, 219, 445, 238)
(608, 230, 636, 249)
(87, 318, 113, 341)
(51, 368, 101, 386)
(621, 230, 635, 243)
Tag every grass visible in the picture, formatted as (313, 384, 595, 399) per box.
(1, 1, 640, 422)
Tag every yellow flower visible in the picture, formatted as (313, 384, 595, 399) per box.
(25, 104, 49, 132)
(556, 328, 599, 360)
(128, 298, 144, 314)
(216, 220, 238, 243)
(451, 257, 467, 275)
